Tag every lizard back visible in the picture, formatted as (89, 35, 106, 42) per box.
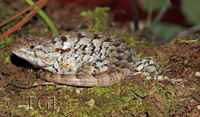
(12, 31, 137, 86)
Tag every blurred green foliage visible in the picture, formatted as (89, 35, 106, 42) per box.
(181, 0, 200, 24)
(138, 0, 200, 41)
(81, 7, 110, 33)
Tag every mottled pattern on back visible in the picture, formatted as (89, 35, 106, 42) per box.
(12, 31, 162, 86)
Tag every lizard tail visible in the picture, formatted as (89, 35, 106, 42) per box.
(37, 68, 131, 87)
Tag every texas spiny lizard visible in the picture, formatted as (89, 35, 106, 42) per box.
(12, 31, 163, 86)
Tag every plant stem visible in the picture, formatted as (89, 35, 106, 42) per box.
(129, 0, 139, 30)
(26, 0, 58, 35)
(150, 0, 170, 29)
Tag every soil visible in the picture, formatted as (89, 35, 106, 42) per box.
(0, 0, 199, 116)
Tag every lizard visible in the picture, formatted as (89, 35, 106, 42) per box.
(12, 30, 164, 87)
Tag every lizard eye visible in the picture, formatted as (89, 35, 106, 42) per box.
(30, 45, 35, 49)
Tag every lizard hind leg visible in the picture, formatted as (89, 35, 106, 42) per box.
(131, 58, 163, 80)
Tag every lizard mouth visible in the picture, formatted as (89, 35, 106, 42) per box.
(12, 45, 45, 68)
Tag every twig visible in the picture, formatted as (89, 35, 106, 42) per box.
(167, 24, 200, 43)
(0, 0, 49, 40)
(26, 0, 58, 35)
(0, 0, 41, 27)
(129, 0, 139, 30)
(150, 0, 170, 29)
(146, 0, 156, 27)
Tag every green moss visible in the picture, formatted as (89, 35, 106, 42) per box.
(175, 37, 198, 44)
(0, 40, 6, 49)
(157, 51, 170, 67)
(81, 7, 110, 33)
(5, 56, 11, 61)
(197, 56, 200, 64)
(13, 4, 19, 10)
(0, 76, 195, 116)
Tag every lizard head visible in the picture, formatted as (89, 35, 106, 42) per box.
(12, 37, 56, 68)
